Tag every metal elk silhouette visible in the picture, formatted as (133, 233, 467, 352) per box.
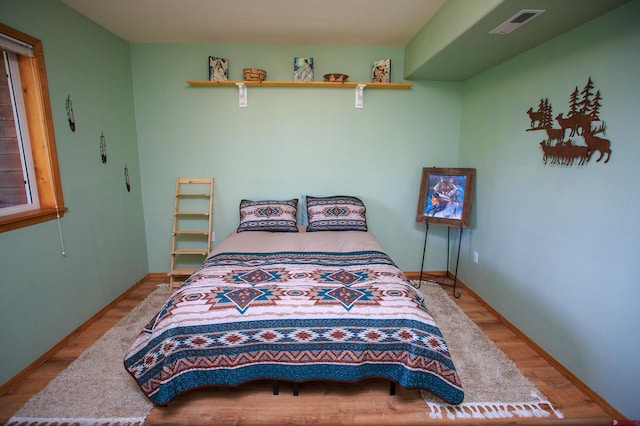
(583, 123, 611, 163)
(527, 77, 612, 166)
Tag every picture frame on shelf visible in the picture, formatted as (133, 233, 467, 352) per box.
(294, 57, 314, 82)
(209, 56, 229, 81)
(372, 59, 391, 83)
(416, 167, 476, 228)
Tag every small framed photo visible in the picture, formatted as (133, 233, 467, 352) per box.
(416, 167, 476, 228)
(209, 56, 229, 81)
(372, 59, 391, 83)
(294, 57, 314, 82)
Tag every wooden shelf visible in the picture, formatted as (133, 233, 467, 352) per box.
(168, 267, 198, 277)
(174, 230, 209, 236)
(177, 192, 212, 197)
(172, 248, 209, 256)
(187, 80, 412, 89)
(176, 211, 210, 216)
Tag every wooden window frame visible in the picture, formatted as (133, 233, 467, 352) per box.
(0, 23, 66, 233)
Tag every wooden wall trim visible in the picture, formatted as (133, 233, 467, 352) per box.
(405, 270, 625, 420)
(1, 269, 625, 420)
(0, 273, 151, 397)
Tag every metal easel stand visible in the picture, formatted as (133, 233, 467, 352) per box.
(416, 223, 463, 298)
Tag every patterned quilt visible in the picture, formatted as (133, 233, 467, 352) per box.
(124, 251, 464, 405)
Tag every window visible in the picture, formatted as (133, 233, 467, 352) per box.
(0, 23, 65, 233)
(1, 50, 39, 214)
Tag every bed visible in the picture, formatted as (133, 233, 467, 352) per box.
(124, 196, 464, 406)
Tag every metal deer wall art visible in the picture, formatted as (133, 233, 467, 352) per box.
(526, 77, 612, 166)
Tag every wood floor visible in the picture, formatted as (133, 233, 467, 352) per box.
(0, 275, 620, 425)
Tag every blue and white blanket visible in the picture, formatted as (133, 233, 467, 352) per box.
(124, 251, 464, 405)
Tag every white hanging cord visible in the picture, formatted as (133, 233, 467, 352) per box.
(29, 55, 66, 256)
(55, 207, 66, 257)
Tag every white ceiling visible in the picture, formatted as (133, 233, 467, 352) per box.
(61, 0, 446, 46)
(60, 0, 629, 80)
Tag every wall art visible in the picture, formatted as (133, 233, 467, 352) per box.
(99, 131, 107, 164)
(526, 77, 611, 165)
(65, 95, 75, 132)
(124, 164, 130, 192)
(209, 56, 229, 81)
(294, 57, 314, 82)
(372, 59, 390, 83)
(416, 167, 476, 228)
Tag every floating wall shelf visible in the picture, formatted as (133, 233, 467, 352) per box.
(186, 80, 412, 89)
(186, 80, 412, 108)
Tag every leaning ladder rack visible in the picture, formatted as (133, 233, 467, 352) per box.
(168, 178, 214, 290)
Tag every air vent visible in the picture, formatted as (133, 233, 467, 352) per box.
(490, 9, 545, 35)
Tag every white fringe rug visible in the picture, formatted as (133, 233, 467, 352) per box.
(417, 280, 563, 420)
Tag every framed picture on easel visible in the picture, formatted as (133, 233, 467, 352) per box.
(416, 167, 476, 228)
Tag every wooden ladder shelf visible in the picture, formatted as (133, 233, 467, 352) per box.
(168, 178, 214, 290)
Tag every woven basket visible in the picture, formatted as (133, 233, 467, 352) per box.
(323, 73, 349, 82)
(243, 68, 267, 81)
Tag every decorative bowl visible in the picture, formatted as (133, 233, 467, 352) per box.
(323, 73, 349, 82)
(243, 68, 267, 81)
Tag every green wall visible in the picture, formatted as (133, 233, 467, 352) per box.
(457, 1, 640, 418)
(130, 44, 462, 273)
(0, 1, 148, 386)
(2, 0, 638, 420)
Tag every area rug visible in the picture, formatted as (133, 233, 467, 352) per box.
(8, 284, 171, 426)
(9, 281, 562, 425)
(417, 280, 563, 420)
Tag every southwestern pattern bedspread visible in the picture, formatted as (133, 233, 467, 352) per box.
(124, 251, 464, 405)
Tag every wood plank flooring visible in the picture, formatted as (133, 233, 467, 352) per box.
(0, 275, 619, 425)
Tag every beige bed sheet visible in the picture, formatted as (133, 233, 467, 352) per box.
(211, 226, 384, 255)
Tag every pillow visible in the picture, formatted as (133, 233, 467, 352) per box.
(306, 195, 367, 232)
(237, 199, 299, 232)
(299, 194, 308, 226)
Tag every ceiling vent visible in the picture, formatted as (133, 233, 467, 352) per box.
(490, 9, 545, 35)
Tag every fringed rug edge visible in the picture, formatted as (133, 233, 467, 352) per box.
(7, 416, 147, 426)
(422, 391, 564, 420)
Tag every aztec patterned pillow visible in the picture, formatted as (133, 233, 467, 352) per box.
(306, 195, 368, 232)
(237, 199, 299, 232)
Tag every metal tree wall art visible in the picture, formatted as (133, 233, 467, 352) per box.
(526, 77, 612, 166)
